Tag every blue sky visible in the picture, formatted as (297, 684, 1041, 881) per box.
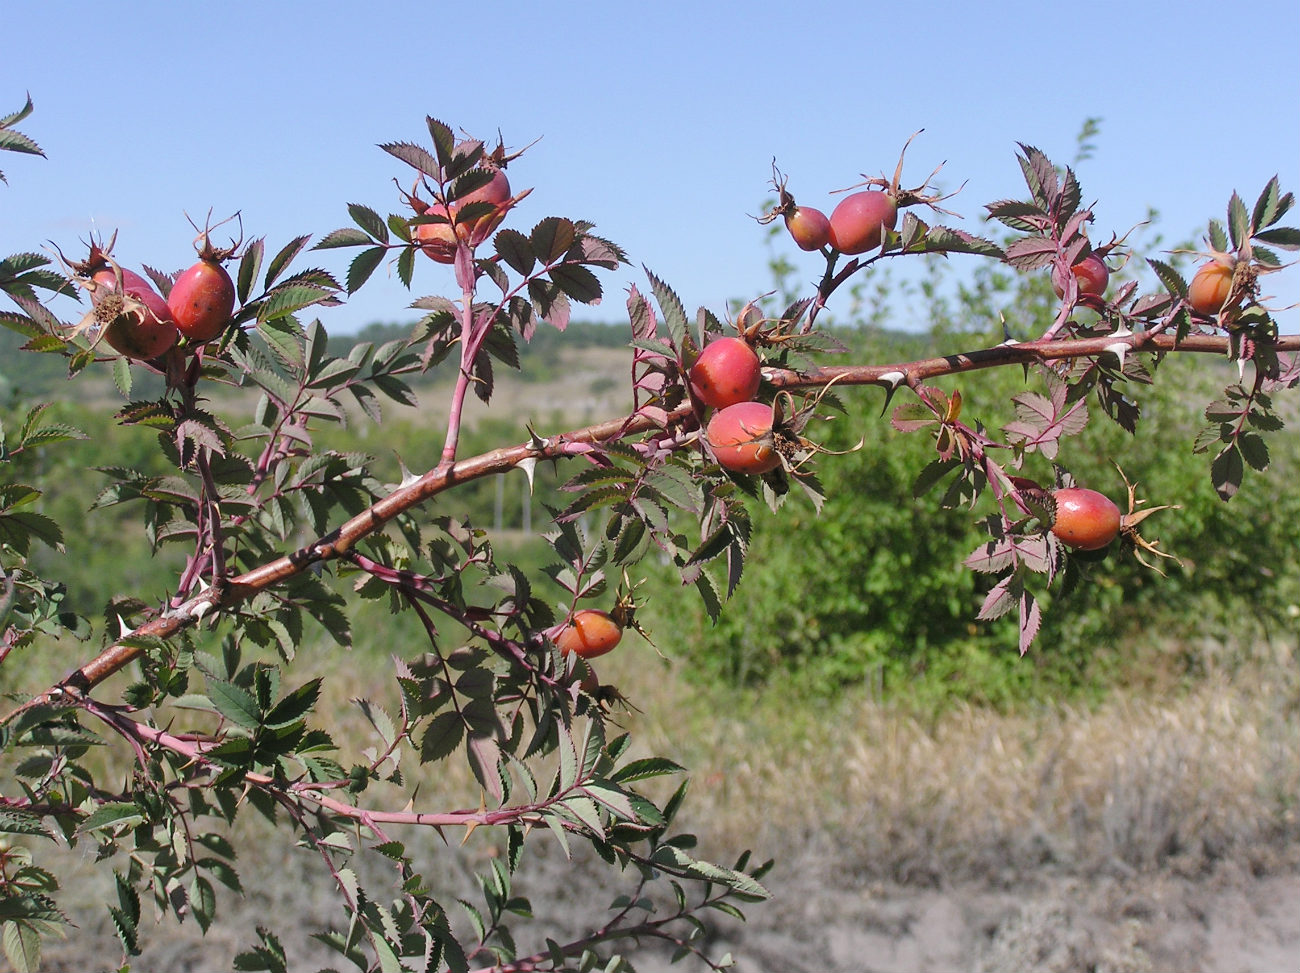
(4, 0, 1298, 335)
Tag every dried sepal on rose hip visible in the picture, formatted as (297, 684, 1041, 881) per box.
(58, 233, 179, 361)
(1114, 467, 1181, 573)
(757, 162, 831, 252)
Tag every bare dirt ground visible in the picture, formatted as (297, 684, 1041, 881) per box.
(685, 851, 1300, 973)
(26, 836, 1300, 972)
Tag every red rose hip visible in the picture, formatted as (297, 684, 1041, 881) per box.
(689, 337, 762, 409)
(828, 190, 898, 255)
(168, 256, 235, 343)
(1050, 487, 1121, 550)
(706, 401, 781, 474)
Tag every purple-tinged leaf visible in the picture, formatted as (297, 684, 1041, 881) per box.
(1227, 191, 1250, 249)
(1004, 236, 1058, 271)
(965, 538, 1015, 574)
(531, 217, 576, 263)
(977, 575, 1016, 621)
(1210, 444, 1243, 500)
(382, 139, 441, 178)
(1018, 591, 1042, 656)
(891, 402, 936, 433)
(1253, 226, 1300, 250)
(347, 203, 389, 244)
(346, 247, 385, 295)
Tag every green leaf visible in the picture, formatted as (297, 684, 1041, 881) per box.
(207, 679, 261, 730)
(611, 756, 685, 783)
(347, 203, 389, 244)
(256, 284, 332, 323)
(531, 218, 576, 263)
(644, 268, 688, 353)
(383, 136, 442, 176)
(1146, 257, 1187, 297)
(313, 227, 374, 250)
(1207, 219, 1229, 253)
(190, 875, 217, 933)
(264, 678, 322, 728)
(1210, 444, 1243, 501)
(1252, 176, 1282, 229)
(1252, 226, 1300, 250)
(0, 511, 64, 555)
(3, 920, 42, 973)
(1238, 432, 1269, 472)
(495, 229, 535, 275)
(111, 355, 133, 398)
(347, 246, 386, 294)
(420, 711, 464, 763)
(80, 802, 145, 834)
(237, 238, 265, 304)
(1226, 191, 1250, 248)
(549, 264, 602, 304)
(264, 235, 312, 289)
(0, 811, 54, 838)
(256, 316, 305, 370)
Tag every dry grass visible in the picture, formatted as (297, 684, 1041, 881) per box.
(603, 643, 1300, 883)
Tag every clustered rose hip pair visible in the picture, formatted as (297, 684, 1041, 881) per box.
(68, 227, 238, 360)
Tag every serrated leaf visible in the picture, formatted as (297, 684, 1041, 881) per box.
(348, 203, 389, 244)
(208, 679, 261, 730)
(1253, 177, 1281, 230)
(1238, 432, 1269, 472)
(314, 227, 374, 250)
(237, 238, 266, 304)
(347, 246, 386, 294)
(1019, 590, 1042, 656)
(3, 920, 42, 973)
(264, 235, 312, 289)
(256, 284, 333, 323)
(550, 264, 602, 304)
(912, 458, 960, 498)
(643, 268, 688, 352)
(1252, 226, 1300, 250)
(1226, 191, 1250, 249)
(111, 355, 132, 397)
(1003, 236, 1058, 271)
(420, 711, 463, 763)
(977, 575, 1017, 621)
(494, 229, 535, 275)
(80, 802, 145, 834)
(611, 757, 684, 783)
(531, 217, 577, 263)
(1210, 444, 1243, 500)
(190, 875, 217, 933)
(1146, 258, 1187, 297)
(381, 139, 441, 177)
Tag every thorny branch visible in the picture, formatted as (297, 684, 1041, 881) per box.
(4, 330, 1296, 723)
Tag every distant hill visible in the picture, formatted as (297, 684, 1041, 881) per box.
(4, 314, 934, 405)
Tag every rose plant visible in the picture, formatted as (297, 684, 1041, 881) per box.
(0, 100, 1298, 973)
